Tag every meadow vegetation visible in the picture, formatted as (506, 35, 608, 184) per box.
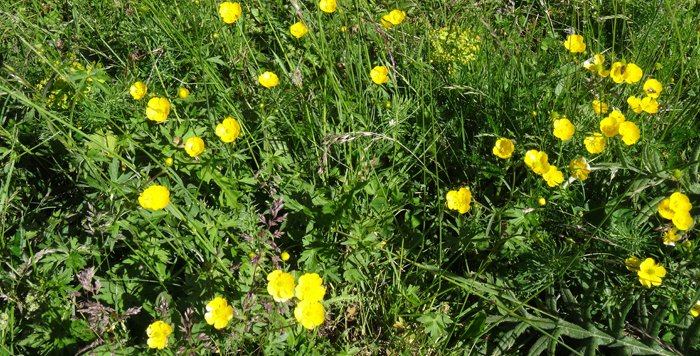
(1, 0, 700, 354)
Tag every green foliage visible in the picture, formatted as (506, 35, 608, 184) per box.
(1, 0, 700, 354)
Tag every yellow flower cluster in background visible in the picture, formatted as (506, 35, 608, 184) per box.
(146, 321, 172, 349)
(523, 150, 563, 187)
(583, 54, 609, 77)
(591, 99, 608, 114)
(446, 187, 472, 214)
(430, 26, 481, 67)
(266, 270, 327, 329)
(658, 192, 694, 230)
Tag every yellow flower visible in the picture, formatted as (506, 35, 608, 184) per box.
(691, 301, 700, 318)
(618, 121, 640, 145)
(591, 99, 608, 114)
(446, 187, 472, 214)
(569, 157, 590, 181)
(637, 257, 666, 288)
(164, 157, 174, 167)
(130, 81, 147, 100)
(657, 198, 675, 220)
(145, 97, 171, 122)
(267, 270, 295, 302)
(537, 197, 547, 206)
(584, 133, 605, 154)
(673, 211, 694, 231)
(643, 79, 662, 98)
(319, 0, 336, 13)
(381, 9, 407, 28)
(138, 185, 170, 211)
(280, 251, 290, 261)
(524, 150, 550, 175)
(638, 96, 659, 114)
(258, 71, 279, 88)
(294, 300, 325, 329)
(662, 228, 681, 246)
(290, 22, 308, 39)
(552, 117, 575, 141)
(610, 62, 643, 84)
(219, 2, 242, 24)
(583, 54, 609, 77)
(625, 256, 641, 271)
(627, 96, 643, 114)
(492, 138, 514, 159)
(542, 166, 564, 187)
(215, 117, 241, 143)
(205, 297, 234, 329)
(178, 87, 190, 99)
(599, 110, 625, 137)
(146, 321, 172, 349)
(295, 273, 326, 302)
(563, 34, 585, 53)
(184, 136, 205, 157)
(670, 192, 693, 212)
(370, 66, 389, 85)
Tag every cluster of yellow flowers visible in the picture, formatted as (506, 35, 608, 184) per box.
(145, 296, 235, 349)
(130, 80, 244, 211)
(267, 271, 327, 329)
(430, 26, 481, 67)
(658, 192, 694, 230)
(524, 150, 564, 187)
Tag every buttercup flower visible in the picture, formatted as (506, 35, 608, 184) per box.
(583, 54, 609, 77)
(569, 157, 591, 181)
(662, 228, 681, 246)
(691, 301, 700, 318)
(205, 297, 234, 329)
(542, 166, 564, 187)
(643, 79, 662, 99)
(563, 34, 585, 53)
(552, 117, 575, 141)
(627, 96, 659, 114)
(625, 256, 641, 271)
(637, 257, 666, 288)
(295, 273, 326, 302)
(446, 187, 472, 214)
(610, 62, 643, 84)
(492, 138, 514, 159)
(146, 97, 171, 122)
(130, 81, 147, 100)
(178, 87, 190, 99)
(381, 9, 407, 28)
(294, 300, 325, 329)
(280, 251, 290, 261)
(146, 321, 172, 349)
(215, 117, 241, 143)
(618, 121, 640, 145)
(591, 99, 608, 114)
(164, 157, 174, 167)
(219, 2, 242, 24)
(524, 150, 550, 175)
(584, 133, 605, 154)
(370, 66, 389, 85)
(184, 137, 205, 157)
(258, 71, 279, 88)
(290, 22, 309, 38)
(658, 192, 694, 230)
(267, 270, 295, 302)
(599, 110, 625, 137)
(139, 185, 170, 211)
(319, 0, 336, 13)
(537, 197, 547, 206)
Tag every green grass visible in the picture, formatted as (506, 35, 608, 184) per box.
(1, 0, 700, 354)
